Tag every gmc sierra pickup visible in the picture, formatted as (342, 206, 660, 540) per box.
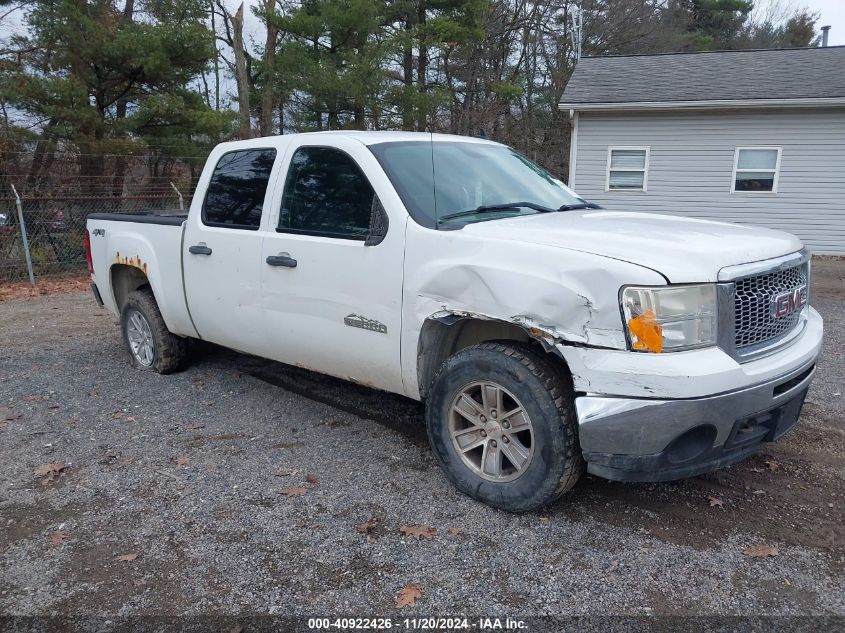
(86, 131, 823, 512)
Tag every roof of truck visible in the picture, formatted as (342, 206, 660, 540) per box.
(237, 130, 500, 146)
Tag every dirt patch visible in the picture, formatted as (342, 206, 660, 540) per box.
(0, 276, 90, 302)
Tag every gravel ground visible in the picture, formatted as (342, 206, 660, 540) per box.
(0, 260, 843, 630)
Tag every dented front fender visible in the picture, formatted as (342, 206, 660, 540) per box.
(399, 221, 667, 398)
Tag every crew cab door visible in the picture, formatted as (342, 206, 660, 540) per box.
(183, 146, 280, 354)
(260, 138, 406, 394)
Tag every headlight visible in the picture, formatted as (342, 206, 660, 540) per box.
(621, 285, 717, 353)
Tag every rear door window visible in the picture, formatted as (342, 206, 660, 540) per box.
(202, 149, 277, 229)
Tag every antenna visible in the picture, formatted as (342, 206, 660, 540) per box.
(569, 2, 583, 61)
(430, 130, 438, 227)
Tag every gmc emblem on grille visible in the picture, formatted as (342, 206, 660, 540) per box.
(772, 285, 808, 319)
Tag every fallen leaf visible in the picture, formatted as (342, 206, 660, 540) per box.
(111, 411, 124, 419)
(539, 516, 550, 525)
(279, 487, 307, 497)
(116, 553, 139, 562)
(228, 626, 243, 633)
(47, 530, 69, 546)
(274, 469, 294, 477)
(291, 468, 301, 476)
(447, 527, 463, 537)
(34, 462, 67, 483)
(395, 584, 422, 608)
(400, 525, 436, 540)
(175, 455, 190, 466)
(765, 460, 781, 472)
(356, 518, 378, 534)
(743, 544, 779, 558)
(305, 474, 320, 486)
(708, 495, 724, 507)
(88, 390, 98, 397)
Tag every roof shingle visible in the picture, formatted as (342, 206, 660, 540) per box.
(560, 47, 845, 107)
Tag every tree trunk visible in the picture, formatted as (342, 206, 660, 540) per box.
(416, 2, 427, 131)
(26, 121, 57, 193)
(402, 19, 414, 131)
(259, 0, 278, 136)
(211, 0, 220, 110)
(112, 0, 135, 197)
(228, 3, 252, 138)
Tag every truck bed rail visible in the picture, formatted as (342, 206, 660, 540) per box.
(88, 212, 187, 226)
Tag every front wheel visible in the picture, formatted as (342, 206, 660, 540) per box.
(425, 342, 584, 512)
(120, 288, 189, 374)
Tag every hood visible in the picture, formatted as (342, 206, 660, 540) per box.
(461, 210, 803, 283)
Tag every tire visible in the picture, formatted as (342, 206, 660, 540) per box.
(120, 288, 189, 375)
(425, 342, 584, 512)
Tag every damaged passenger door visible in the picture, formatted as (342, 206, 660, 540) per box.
(260, 138, 405, 393)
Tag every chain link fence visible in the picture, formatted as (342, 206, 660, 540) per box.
(0, 191, 189, 284)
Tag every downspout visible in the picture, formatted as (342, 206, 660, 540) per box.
(568, 108, 579, 189)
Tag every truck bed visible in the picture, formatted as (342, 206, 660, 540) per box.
(87, 212, 188, 226)
(87, 211, 195, 338)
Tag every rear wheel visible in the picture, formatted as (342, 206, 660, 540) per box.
(425, 342, 583, 512)
(120, 288, 189, 374)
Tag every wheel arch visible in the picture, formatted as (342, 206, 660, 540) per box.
(110, 263, 153, 313)
(416, 312, 573, 400)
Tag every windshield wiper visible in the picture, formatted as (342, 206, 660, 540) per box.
(558, 201, 603, 211)
(438, 201, 557, 223)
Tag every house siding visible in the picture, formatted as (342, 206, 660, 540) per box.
(572, 109, 845, 255)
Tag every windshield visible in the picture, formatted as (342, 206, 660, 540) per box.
(368, 140, 585, 228)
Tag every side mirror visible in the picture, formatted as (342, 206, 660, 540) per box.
(365, 195, 389, 246)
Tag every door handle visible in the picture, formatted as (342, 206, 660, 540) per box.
(188, 244, 212, 256)
(266, 254, 297, 268)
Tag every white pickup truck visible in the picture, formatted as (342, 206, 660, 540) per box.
(86, 131, 823, 512)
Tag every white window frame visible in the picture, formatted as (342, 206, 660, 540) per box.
(731, 146, 782, 194)
(606, 146, 650, 192)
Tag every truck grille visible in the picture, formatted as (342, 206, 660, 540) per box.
(734, 263, 808, 349)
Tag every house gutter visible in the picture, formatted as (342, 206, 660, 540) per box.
(558, 96, 845, 112)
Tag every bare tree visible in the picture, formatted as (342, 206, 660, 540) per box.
(259, 0, 279, 136)
(227, 3, 252, 137)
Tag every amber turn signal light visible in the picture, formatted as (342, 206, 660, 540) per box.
(628, 310, 663, 353)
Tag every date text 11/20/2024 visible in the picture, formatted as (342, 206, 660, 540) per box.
(307, 617, 527, 630)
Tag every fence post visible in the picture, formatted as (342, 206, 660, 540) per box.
(170, 182, 184, 211)
(11, 184, 36, 288)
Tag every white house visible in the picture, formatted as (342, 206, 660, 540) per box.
(560, 46, 845, 255)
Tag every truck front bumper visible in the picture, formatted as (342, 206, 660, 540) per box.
(562, 307, 823, 482)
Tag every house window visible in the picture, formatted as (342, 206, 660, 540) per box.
(606, 147, 649, 191)
(732, 147, 782, 193)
